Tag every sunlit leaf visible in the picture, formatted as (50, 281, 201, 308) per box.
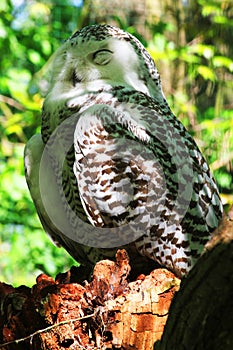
(28, 49, 42, 64)
(197, 65, 216, 80)
(213, 56, 233, 71)
(189, 44, 215, 59)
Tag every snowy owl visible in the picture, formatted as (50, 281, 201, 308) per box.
(24, 24, 223, 278)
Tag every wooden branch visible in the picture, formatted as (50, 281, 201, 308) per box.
(0, 95, 25, 110)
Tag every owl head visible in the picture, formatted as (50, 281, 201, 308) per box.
(48, 24, 166, 104)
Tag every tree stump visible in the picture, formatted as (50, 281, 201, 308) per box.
(0, 208, 232, 350)
(0, 250, 179, 349)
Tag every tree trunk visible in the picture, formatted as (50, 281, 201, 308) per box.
(155, 207, 233, 350)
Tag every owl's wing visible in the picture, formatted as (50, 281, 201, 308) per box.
(73, 98, 222, 236)
(73, 102, 184, 232)
(71, 99, 222, 276)
(24, 134, 92, 265)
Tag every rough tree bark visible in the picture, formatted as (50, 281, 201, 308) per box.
(0, 208, 232, 350)
(155, 207, 233, 350)
(0, 250, 180, 350)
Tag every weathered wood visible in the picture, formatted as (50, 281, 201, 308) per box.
(0, 250, 179, 350)
(1, 210, 232, 350)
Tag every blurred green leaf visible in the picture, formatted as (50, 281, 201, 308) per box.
(189, 44, 215, 59)
(213, 56, 233, 71)
(197, 65, 216, 80)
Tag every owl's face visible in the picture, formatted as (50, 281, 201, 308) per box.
(49, 25, 166, 104)
(59, 38, 150, 94)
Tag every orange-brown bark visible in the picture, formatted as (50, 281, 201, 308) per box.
(0, 251, 179, 350)
(1, 209, 232, 350)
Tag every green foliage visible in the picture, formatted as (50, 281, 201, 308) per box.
(0, 0, 80, 286)
(0, 0, 232, 286)
(0, 141, 75, 286)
